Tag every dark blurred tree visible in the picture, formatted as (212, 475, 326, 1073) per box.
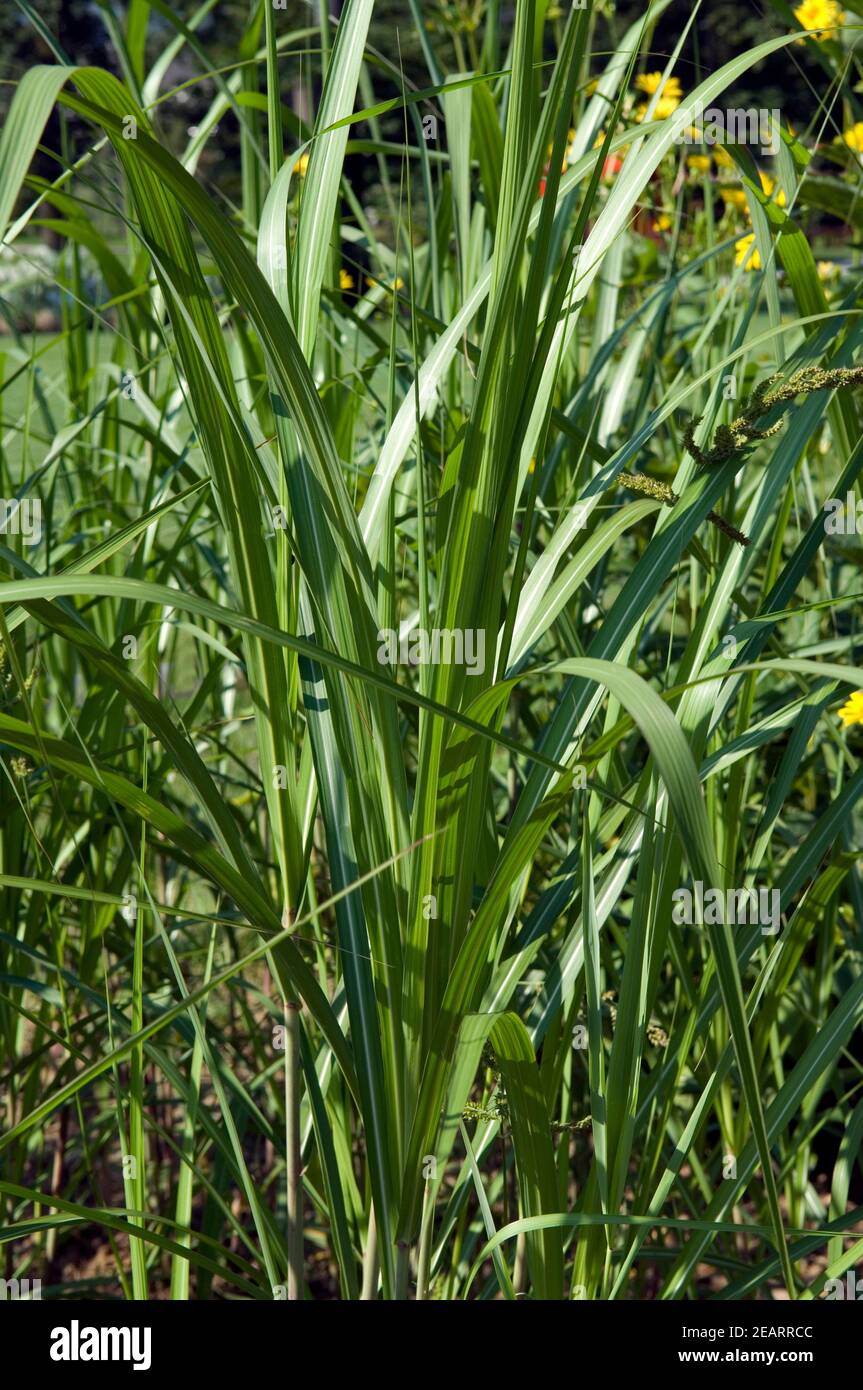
(0, 2, 121, 206)
(612, 0, 808, 115)
(0, 0, 116, 85)
(0, 0, 834, 242)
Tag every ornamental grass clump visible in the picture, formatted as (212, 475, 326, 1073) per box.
(0, 0, 861, 1304)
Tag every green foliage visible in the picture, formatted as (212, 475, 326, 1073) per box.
(0, 0, 862, 1303)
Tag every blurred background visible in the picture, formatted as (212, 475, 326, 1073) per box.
(0, 0, 858, 335)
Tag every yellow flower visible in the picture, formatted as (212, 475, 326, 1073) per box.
(713, 145, 734, 169)
(365, 274, 404, 292)
(759, 171, 786, 207)
(657, 95, 681, 119)
(635, 72, 683, 99)
(548, 130, 579, 172)
(817, 259, 839, 281)
(793, 0, 845, 41)
(655, 212, 673, 231)
(838, 690, 863, 727)
(735, 233, 761, 271)
(636, 95, 681, 122)
(339, 268, 354, 291)
(837, 121, 863, 151)
(528, 457, 537, 474)
(686, 154, 711, 174)
(295, 152, 310, 177)
(633, 73, 683, 122)
(722, 172, 785, 221)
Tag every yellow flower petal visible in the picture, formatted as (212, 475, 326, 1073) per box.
(735, 233, 761, 271)
(793, 0, 845, 41)
(837, 121, 863, 152)
(838, 690, 863, 727)
(634, 72, 682, 99)
(759, 171, 787, 208)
